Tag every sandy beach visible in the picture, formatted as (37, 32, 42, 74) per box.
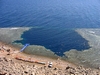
(0, 42, 100, 75)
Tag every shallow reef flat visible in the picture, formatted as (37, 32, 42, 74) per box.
(0, 27, 30, 43)
(0, 27, 58, 58)
(64, 29, 100, 68)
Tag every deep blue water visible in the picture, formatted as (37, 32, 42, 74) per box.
(0, 0, 100, 56)
(15, 28, 90, 56)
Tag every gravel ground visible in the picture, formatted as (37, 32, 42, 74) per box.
(0, 42, 100, 75)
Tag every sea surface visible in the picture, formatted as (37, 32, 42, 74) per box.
(0, 0, 100, 56)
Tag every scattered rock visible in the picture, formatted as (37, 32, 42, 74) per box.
(3, 57, 8, 62)
(65, 66, 70, 70)
(7, 53, 10, 55)
(54, 68, 57, 70)
(24, 71, 28, 74)
(6, 49, 10, 52)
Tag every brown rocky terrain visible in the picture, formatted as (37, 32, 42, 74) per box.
(0, 42, 100, 75)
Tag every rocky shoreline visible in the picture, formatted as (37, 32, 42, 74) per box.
(0, 42, 100, 75)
